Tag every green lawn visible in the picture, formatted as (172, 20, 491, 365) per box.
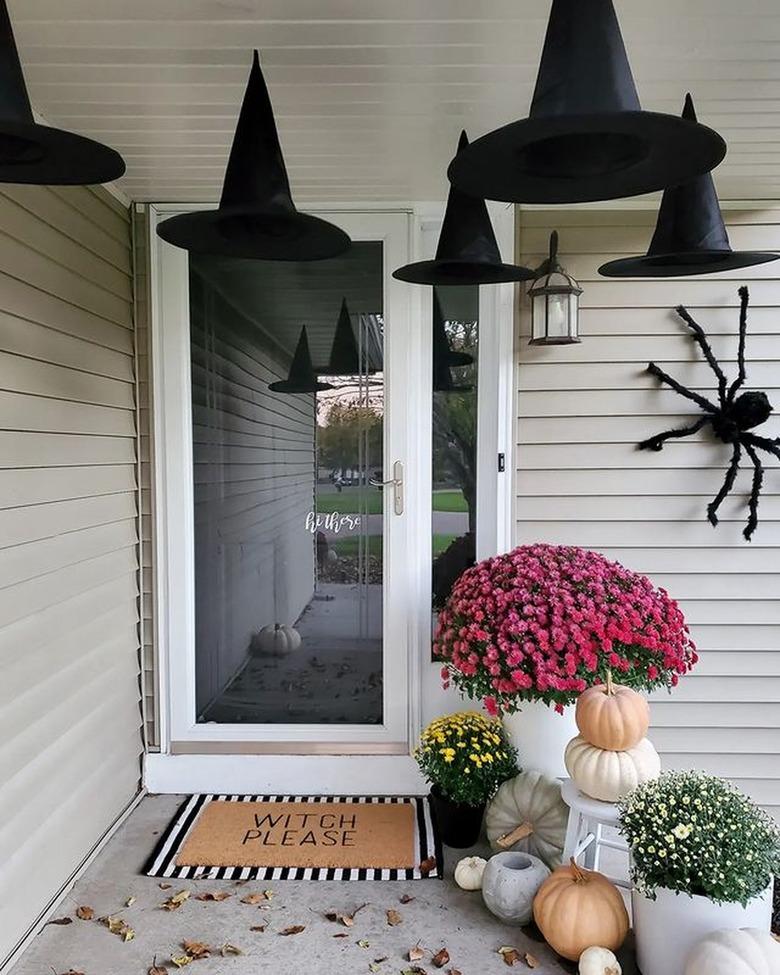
(432, 489, 468, 512)
(330, 533, 457, 559)
(317, 485, 467, 515)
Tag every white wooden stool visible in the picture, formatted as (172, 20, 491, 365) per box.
(561, 778, 630, 889)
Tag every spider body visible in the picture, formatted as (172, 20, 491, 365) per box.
(639, 287, 779, 540)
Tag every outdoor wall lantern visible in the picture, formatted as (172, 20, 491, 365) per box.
(528, 231, 582, 345)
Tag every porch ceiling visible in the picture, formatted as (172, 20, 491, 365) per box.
(10, 0, 780, 205)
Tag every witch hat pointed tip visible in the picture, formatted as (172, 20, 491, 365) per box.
(457, 130, 469, 152)
(683, 93, 697, 121)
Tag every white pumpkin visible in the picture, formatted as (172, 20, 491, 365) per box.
(454, 855, 486, 891)
(250, 623, 301, 656)
(579, 946, 622, 975)
(564, 736, 660, 803)
(485, 769, 568, 868)
(685, 928, 780, 975)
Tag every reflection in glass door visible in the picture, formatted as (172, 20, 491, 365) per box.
(189, 243, 386, 725)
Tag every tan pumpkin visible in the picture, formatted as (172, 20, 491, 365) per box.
(565, 735, 660, 803)
(485, 770, 568, 868)
(533, 859, 629, 962)
(575, 671, 650, 751)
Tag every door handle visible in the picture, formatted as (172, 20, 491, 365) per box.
(380, 461, 403, 515)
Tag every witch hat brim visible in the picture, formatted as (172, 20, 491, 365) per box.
(0, 1, 124, 184)
(448, 0, 725, 204)
(157, 52, 350, 261)
(600, 95, 780, 277)
(394, 131, 535, 285)
(268, 326, 333, 393)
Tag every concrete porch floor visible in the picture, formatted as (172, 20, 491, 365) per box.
(6, 793, 631, 975)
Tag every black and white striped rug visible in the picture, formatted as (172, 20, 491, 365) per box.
(144, 794, 442, 881)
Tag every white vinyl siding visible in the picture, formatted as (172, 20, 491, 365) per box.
(515, 206, 780, 821)
(0, 184, 142, 966)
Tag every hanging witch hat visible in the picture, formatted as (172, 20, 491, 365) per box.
(448, 0, 726, 205)
(268, 327, 333, 393)
(318, 298, 377, 376)
(600, 96, 780, 277)
(0, 0, 124, 184)
(157, 52, 351, 261)
(394, 131, 534, 285)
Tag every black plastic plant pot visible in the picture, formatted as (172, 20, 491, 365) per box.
(429, 786, 485, 849)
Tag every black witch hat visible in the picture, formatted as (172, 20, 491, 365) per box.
(447, 0, 726, 205)
(600, 96, 780, 277)
(268, 327, 333, 393)
(0, 0, 124, 184)
(394, 131, 534, 285)
(157, 52, 351, 261)
(318, 298, 377, 376)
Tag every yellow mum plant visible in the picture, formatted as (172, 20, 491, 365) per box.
(414, 711, 519, 807)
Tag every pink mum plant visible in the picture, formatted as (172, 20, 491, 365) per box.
(434, 543, 697, 714)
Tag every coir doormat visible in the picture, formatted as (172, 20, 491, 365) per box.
(145, 795, 442, 881)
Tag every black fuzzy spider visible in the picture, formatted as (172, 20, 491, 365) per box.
(639, 286, 778, 541)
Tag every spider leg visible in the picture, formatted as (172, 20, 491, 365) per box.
(727, 286, 749, 404)
(638, 415, 710, 452)
(675, 303, 728, 406)
(646, 362, 719, 414)
(742, 440, 764, 541)
(707, 441, 741, 527)
(743, 432, 780, 462)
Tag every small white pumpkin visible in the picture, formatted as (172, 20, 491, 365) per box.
(485, 769, 568, 868)
(453, 855, 487, 891)
(684, 928, 780, 975)
(564, 735, 660, 803)
(250, 623, 302, 656)
(579, 945, 622, 975)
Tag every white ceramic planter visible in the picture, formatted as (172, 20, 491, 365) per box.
(632, 883, 773, 975)
(481, 851, 550, 926)
(502, 701, 577, 778)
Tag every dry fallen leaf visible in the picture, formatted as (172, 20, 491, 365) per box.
(195, 891, 231, 902)
(171, 955, 192, 969)
(431, 948, 450, 968)
(386, 909, 403, 926)
(419, 856, 436, 877)
(181, 941, 211, 960)
(400, 968, 427, 975)
(125, 896, 136, 908)
(498, 946, 521, 967)
(325, 903, 366, 927)
(149, 957, 168, 975)
(447, 969, 463, 975)
(221, 944, 243, 957)
(102, 915, 135, 942)
(161, 890, 190, 911)
(76, 906, 95, 921)
(279, 925, 306, 936)
(399, 894, 415, 904)
(250, 924, 267, 933)
(373, 958, 388, 965)
(524, 953, 539, 969)
(408, 945, 425, 962)
(357, 939, 371, 949)
(158, 883, 172, 890)
(46, 917, 73, 926)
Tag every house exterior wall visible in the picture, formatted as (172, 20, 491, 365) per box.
(515, 206, 780, 820)
(0, 185, 143, 965)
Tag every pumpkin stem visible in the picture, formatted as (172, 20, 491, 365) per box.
(605, 669, 615, 696)
(496, 821, 534, 849)
(568, 857, 587, 883)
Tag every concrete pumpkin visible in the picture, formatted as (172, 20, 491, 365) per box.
(564, 735, 660, 802)
(684, 928, 780, 975)
(533, 859, 629, 962)
(250, 623, 301, 656)
(575, 671, 650, 751)
(485, 769, 568, 868)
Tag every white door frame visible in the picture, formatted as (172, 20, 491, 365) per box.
(143, 202, 515, 794)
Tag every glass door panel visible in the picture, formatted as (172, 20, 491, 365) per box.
(189, 243, 386, 726)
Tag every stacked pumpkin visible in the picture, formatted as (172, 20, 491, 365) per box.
(565, 671, 661, 803)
